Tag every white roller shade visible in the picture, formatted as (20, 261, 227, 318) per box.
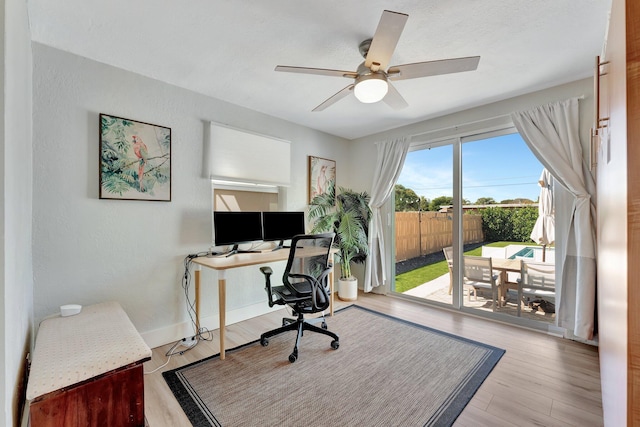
(205, 122, 291, 186)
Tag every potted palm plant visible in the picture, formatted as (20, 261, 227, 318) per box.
(308, 182, 371, 301)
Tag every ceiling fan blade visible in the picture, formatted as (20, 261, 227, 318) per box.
(365, 10, 409, 71)
(275, 65, 357, 79)
(387, 56, 480, 81)
(312, 85, 354, 112)
(383, 82, 408, 110)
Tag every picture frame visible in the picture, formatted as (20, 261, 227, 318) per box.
(308, 156, 336, 204)
(99, 113, 171, 201)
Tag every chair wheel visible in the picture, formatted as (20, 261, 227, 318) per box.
(288, 353, 297, 363)
(321, 321, 328, 329)
(260, 337, 269, 347)
(331, 340, 339, 350)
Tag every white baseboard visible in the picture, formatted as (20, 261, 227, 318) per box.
(140, 302, 276, 349)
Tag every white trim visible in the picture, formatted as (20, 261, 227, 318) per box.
(211, 179, 280, 193)
(139, 302, 281, 349)
(460, 126, 517, 143)
(410, 114, 512, 144)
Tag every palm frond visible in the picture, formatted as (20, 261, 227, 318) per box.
(309, 184, 371, 279)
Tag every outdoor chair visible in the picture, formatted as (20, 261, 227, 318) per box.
(444, 246, 454, 295)
(517, 261, 556, 316)
(463, 255, 499, 310)
(444, 246, 477, 300)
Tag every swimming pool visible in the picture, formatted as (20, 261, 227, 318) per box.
(508, 246, 554, 261)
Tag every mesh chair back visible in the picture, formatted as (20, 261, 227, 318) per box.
(283, 233, 335, 310)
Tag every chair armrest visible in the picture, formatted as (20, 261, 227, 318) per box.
(288, 266, 332, 309)
(260, 266, 277, 307)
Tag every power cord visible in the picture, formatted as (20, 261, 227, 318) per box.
(144, 251, 215, 373)
(170, 252, 215, 356)
(144, 354, 173, 375)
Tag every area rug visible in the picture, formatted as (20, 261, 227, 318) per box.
(163, 305, 504, 426)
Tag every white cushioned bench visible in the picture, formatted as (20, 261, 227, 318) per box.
(27, 301, 152, 426)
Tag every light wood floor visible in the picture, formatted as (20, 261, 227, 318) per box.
(143, 292, 603, 426)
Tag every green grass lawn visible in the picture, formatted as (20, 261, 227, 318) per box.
(395, 261, 449, 293)
(394, 241, 531, 293)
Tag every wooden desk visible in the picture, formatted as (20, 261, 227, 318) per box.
(191, 248, 335, 360)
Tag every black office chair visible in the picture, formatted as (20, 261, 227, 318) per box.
(259, 233, 339, 363)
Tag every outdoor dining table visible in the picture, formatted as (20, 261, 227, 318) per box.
(490, 258, 522, 307)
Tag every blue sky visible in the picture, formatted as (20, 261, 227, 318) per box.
(398, 133, 545, 203)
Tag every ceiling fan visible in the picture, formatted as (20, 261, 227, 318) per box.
(275, 10, 480, 112)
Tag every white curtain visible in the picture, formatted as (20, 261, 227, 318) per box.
(511, 97, 597, 340)
(364, 136, 411, 293)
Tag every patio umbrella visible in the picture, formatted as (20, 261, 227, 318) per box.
(530, 168, 555, 262)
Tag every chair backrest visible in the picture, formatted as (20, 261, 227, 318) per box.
(443, 246, 453, 270)
(462, 255, 495, 285)
(520, 261, 555, 291)
(283, 233, 335, 310)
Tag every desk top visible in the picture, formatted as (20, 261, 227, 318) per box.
(192, 247, 338, 271)
(192, 249, 293, 270)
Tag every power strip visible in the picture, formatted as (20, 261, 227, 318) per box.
(179, 336, 198, 349)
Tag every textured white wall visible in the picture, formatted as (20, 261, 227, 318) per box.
(31, 44, 348, 347)
(3, 0, 34, 425)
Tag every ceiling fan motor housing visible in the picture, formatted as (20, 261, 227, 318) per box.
(358, 38, 373, 58)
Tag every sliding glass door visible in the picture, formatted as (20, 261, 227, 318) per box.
(393, 129, 555, 329)
(393, 141, 455, 308)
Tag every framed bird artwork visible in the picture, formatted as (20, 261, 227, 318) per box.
(99, 114, 171, 201)
(308, 156, 336, 204)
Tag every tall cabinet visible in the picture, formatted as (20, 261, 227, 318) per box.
(596, 0, 640, 425)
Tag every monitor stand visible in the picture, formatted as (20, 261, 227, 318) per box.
(224, 244, 261, 257)
(271, 240, 294, 251)
(270, 240, 289, 251)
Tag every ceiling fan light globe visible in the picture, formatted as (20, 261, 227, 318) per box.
(354, 76, 388, 103)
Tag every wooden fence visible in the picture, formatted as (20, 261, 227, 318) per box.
(395, 211, 484, 262)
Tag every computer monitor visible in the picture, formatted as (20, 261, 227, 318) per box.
(213, 211, 263, 255)
(262, 211, 306, 250)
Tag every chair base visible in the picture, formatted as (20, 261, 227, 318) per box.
(260, 312, 339, 363)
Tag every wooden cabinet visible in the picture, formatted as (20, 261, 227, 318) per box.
(29, 363, 146, 427)
(597, 0, 640, 425)
(26, 302, 151, 427)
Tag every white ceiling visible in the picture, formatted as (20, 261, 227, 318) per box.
(28, 0, 612, 140)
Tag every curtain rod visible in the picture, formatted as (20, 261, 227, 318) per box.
(409, 95, 586, 142)
(408, 114, 512, 144)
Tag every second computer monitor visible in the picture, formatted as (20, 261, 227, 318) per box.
(262, 211, 305, 250)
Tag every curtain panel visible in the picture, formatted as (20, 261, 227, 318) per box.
(364, 137, 411, 293)
(511, 97, 597, 340)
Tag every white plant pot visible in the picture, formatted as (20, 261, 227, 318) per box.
(338, 277, 358, 301)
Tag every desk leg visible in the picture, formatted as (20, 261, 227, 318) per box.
(194, 267, 201, 334)
(218, 272, 226, 360)
(329, 268, 334, 317)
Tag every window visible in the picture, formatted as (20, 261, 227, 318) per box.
(393, 128, 555, 330)
(210, 182, 285, 246)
